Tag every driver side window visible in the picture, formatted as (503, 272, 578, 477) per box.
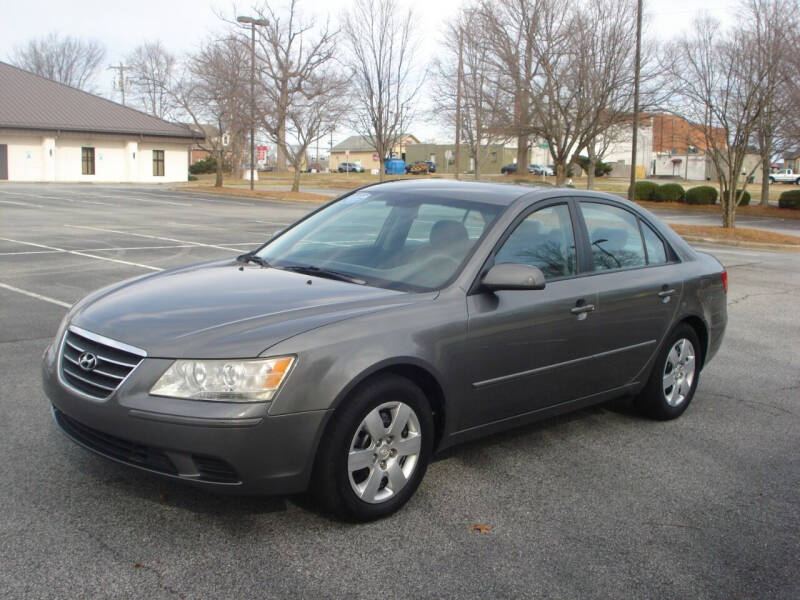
(494, 204, 577, 280)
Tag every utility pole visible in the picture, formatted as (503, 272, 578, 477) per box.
(454, 26, 464, 181)
(108, 63, 129, 105)
(628, 0, 643, 200)
(238, 15, 268, 191)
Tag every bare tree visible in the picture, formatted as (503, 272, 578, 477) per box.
(529, 0, 637, 185)
(480, 0, 637, 186)
(478, 0, 541, 171)
(171, 36, 250, 187)
(274, 73, 348, 191)
(127, 41, 176, 119)
(672, 15, 767, 227)
(742, 0, 798, 205)
(250, 0, 339, 175)
(343, 0, 423, 182)
(433, 8, 508, 179)
(10, 32, 105, 91)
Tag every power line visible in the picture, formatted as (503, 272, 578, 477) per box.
(107, 62, 129, 105)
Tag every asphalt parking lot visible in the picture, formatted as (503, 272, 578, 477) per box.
(1, 183, 798, 599)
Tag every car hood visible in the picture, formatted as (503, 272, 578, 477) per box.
(71, 260, 422, 358)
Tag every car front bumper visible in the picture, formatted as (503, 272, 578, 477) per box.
(42, 343, 330, 495)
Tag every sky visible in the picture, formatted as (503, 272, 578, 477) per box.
(0, 0, 738, 144)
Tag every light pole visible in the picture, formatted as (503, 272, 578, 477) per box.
(237, 15, 268, 191)
(628, 0, 643, 200)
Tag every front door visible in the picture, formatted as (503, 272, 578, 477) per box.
(0, 144, 7, 180)
(461, 201, 600, 430)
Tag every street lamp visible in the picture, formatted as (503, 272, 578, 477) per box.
(237, 15, 268, 191)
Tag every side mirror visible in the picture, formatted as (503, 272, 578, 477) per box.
(481, 263, 546, 291)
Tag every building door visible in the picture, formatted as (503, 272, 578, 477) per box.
(0, 144, 7, 180)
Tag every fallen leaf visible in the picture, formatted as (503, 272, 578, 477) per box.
(468, 524, 493, 534)
(134, 563, 142, 569)
(159, 493, 168, 502)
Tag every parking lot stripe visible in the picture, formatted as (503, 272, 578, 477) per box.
(0, 237, 163, 271)
(0, 282, 71, 308)
(66, 224, 242, 252)
(0, 199, 45, 208)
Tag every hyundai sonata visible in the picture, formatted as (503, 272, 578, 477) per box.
(43, 180, 727, 521)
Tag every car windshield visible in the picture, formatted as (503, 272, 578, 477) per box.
(256, 190, 503, 291)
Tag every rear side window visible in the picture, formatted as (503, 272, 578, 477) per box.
(641, 221, 668, 265)
(580, 202, 646, 271)
(494, 204, 577, 280)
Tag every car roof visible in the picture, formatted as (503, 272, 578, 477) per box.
(362, 178, 558, 206)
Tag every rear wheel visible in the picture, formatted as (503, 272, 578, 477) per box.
(312, 375, 433, 521)
(635, 324, 701, 420)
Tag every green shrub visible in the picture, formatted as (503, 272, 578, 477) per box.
(778, 190, 800, 209)
(630, 180, 659, 201)
(188, 174, 198, 181)
(575, 155, 613, 177)
(654, 183, 685, 203)
(189, 157, 217, 174)
(727, 189, 751, 206)
(684, 185, 718, 205)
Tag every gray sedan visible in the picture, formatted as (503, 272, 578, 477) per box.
(42, 180, 727, 521)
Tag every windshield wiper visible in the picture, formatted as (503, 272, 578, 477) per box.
(236, 252, 270, 267)
(281, 265, 366, 285)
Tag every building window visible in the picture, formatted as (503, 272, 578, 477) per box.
(153, 150, 165, 176)
(81, 147, 95, 175)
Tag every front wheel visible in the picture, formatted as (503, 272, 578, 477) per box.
(795, 178, 800, 185)
(769, 177, 775, 184)
(312, 375, 434, 521)
(635, 324, 701, 420)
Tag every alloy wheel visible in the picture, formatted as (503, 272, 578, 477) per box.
(347, 401, 422, 504)
(662, 338, 696, 407)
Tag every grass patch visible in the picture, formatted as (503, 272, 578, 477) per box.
(669, 224, 800, 247)
(189, 186, 332, 203)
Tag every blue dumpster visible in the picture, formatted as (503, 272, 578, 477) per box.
(384, 158, 406, 175)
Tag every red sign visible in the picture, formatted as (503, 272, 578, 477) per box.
(257, 145, 268, 161)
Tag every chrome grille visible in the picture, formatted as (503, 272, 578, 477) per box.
(59, 326, 145, 399)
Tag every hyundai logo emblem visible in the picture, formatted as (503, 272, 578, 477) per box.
(77, 352, 98, 372)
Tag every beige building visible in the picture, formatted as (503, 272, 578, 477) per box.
(330, 134, 419, 172)
(0, 61, 198, 183)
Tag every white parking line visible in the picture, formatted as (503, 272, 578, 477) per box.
(66, 224, 241, 252)
(0, 199, 45, 208)
(53, 189, 192, 207)
(0, 237, 162, 271)
(130, 190, 252, 206)
(0, 282, 71, 308)
(0, 189, 73, 201)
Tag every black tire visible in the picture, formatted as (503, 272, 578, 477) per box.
(312, 374, 434, 521)
(769, 177, 775, 184)
(635, 323, 702, 421)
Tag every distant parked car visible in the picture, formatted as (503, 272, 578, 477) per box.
(406, 160, 436, 174)
(769, 169, 800, 184)
(500, 163, 518, 174)
(528, 164, 554, 176)
(338, 162, 364, 173)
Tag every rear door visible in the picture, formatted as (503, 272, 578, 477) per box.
(462, 200, 602, 429)
(574, 199, 682, 391)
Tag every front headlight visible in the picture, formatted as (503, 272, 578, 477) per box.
(149, 356, 295, 402)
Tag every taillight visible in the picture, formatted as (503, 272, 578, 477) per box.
(721, 270, 728, 294)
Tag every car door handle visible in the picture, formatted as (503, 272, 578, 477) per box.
(658, 288, 677, 298)
(570, 304, 596, 315)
